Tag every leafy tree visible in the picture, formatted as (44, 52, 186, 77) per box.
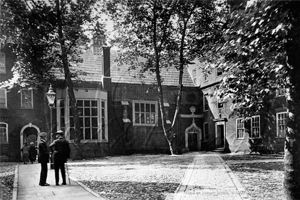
(107, 0, 221, 154)
(209, 0, 300, 198)
(1, 0, 105, 147)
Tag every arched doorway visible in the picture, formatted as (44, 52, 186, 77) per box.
(185, 121, 202, 151)
(20, 123, 40, 148)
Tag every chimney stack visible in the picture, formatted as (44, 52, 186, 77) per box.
(102, 46, 111, 90)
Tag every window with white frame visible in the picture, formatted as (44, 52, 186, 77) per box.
(277, 112, 288, 138)
(236, 118, 245, 139)
(0, 122, 8, 143)
(250, 116, 260, 138)
(60, 99, 98, 141)
(59, 98, 107, 142)
(75, 100, 98, 140)
(203, 122, 209, 140)
(133, 100, 158, 126)
(0, 52, 6, 74)
(0, 89, 7, 108)
(21, 89, 33, 109)
(237, 116, 261, 139)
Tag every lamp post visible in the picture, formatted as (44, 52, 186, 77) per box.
(46, 84, 56, 142)
(46, 84, 56, 169)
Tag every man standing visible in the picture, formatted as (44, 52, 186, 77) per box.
(50, 130, 70, 186)
(38, 132, 50, 186)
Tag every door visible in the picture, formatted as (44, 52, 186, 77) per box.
(215, 123, 225, 148)
(185, 122, 202, 151)
(188, 131, 198, 151)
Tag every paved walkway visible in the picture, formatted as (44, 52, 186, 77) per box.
(14, 153, 251, 200)
(173, 153, 251, 200)
(16, 163, 104, 200)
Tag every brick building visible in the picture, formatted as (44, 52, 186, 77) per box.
(0, 38, 205, 161)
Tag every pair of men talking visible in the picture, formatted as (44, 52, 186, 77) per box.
(38, 130, 70, 186)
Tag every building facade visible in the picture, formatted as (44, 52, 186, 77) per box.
(0, 38, 206, 161)
(1, 38, 287, 162)
(188, 59, 286, 153)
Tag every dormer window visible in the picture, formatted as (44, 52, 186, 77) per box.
(93, 36, 106, 55)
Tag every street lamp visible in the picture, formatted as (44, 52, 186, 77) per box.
(46, 84, 56, 142)
(46, 84, 56, 169)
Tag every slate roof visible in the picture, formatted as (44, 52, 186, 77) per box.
(55, 48, 196, 88)
(110, 51, 196, 87)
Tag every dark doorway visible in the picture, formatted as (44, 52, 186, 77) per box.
(216, 124, 225, 148)
(188, 133, 198, 151)
(24, 127, 38, 146)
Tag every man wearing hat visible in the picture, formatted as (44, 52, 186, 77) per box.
(38, 132, 50, 186)
(49, 130, 70, 186)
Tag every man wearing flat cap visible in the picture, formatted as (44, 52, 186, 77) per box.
(38, 132, 50, 186)
(50, 130, 70, 186)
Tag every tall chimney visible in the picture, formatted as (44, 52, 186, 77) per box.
(102, 46, 112, 144)
(102, 46, 111, 89)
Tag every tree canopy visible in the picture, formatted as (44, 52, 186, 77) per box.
(107, 0, 223, 154)
(1, 0, 105, 88)
(1, 0, 106, 146)
(211, 0, 297, 117)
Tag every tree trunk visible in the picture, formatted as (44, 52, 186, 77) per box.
(152, 9, 175, 155)
(284, 84, 300, 200)
(156, 62, 174, 155)
(56, 0, 81, 145)
(284, 15, 300, 198)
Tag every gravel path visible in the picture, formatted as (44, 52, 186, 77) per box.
(221, 154, 284, 200)
(1, 153, 285, 200)
(68, 154, 195, 200)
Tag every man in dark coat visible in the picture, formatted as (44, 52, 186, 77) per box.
(29, 142, 37, 164)
(49, 130, 70, 186)
(38, 132, 50, 186)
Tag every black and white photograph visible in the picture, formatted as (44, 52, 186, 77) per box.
(0, 0, 299, 199)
